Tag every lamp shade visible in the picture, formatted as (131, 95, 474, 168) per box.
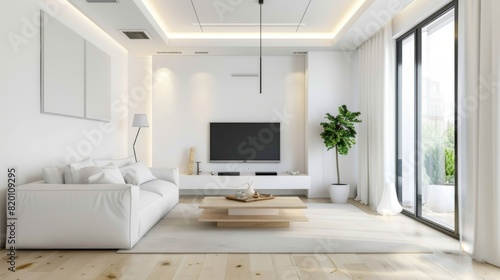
(132, 114, 149, 127)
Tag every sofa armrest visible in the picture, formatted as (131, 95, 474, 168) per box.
(149, 167, 179, 186)
(14, 183, 140, 249)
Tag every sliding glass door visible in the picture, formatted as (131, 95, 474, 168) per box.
(396, 2, 458, 236)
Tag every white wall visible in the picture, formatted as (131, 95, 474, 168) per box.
(306, 51, 358, 198)
(151, 56, 305, 174)
(0, 0, 129, 246)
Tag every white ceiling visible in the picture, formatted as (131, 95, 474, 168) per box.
(68, 0, 414, 56)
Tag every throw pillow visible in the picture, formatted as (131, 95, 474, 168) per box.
(120, 162, 156, 185)
(42, 167, 64, 184)
(99, 163, 125, 184)
(72, 166, 103, 184)
(94, 156, 135, 168)
(66, 158, 96, 184)
(87, 172, 125, 184)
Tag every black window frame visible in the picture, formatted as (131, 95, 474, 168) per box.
(395, 0, 459, 239)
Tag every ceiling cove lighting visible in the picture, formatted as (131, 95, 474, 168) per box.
(259, 0, 263, 94)
(138, 0, 368, 41)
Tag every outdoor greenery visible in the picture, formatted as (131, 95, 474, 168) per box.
(320, 105, 361, 185)
(423, 122, 455, 185)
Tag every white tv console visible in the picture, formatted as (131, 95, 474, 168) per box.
(179, 173, 310, 196)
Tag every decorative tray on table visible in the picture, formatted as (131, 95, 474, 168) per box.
(225, 193, 275, 202)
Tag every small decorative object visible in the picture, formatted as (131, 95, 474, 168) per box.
(210, 171, 215, 176)
(196, 161, 201, 175)
(245, 182, 255, 198)
(235, 191, 246, 199)
(187, 147, 195, 175)
(225, 193, 275, 202)
(320, 105, 361, 203)
(287, 171, 300, 175)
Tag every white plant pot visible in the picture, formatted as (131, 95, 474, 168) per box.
(329, 184, 350, 204)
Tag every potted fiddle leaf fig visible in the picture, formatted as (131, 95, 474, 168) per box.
(320, 105, 361, 203)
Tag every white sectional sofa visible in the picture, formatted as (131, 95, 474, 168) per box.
(13, 157, 179, 249)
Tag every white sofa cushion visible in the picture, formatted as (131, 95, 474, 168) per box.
(140, 190, 161, 210)
(42, 167, 64, 184)
(140, 180, 177, 197)
(120, 162, 157, 186)
(94, 156, 135, 168)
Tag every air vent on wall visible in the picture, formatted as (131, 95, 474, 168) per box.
(121, 30, 150, 40)
(293, 52, 307, 55)
(157, 51, 182, 55)
(86, 0, 119, 3)
(195, 52, 209, 54)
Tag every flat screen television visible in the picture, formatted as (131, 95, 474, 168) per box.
(210, 122, 280, 162)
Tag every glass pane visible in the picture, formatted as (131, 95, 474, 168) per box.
(420, 8, 455, 230)
(399, 34, 416, 214)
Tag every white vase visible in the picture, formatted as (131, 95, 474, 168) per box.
(329, 184, 350, 203)
(245, 184, 255, 198)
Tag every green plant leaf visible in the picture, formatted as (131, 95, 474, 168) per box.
(320, 105, 361, 183)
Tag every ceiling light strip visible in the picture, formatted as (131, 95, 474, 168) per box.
(191, 23, 307, 27)
(232, 74, 259, 77)
(190, 0, 203, 32)
(295, 0, 312, 32)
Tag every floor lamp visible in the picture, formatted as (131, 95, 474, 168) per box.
(132, 114, 149, 162)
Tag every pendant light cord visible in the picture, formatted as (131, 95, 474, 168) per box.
(259, 1, 262, 94)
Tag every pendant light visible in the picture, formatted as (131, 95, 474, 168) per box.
(259, 0, 263, 93)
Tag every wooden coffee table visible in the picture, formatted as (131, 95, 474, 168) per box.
(198, 196, 308, 228)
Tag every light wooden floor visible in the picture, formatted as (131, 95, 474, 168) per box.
(1, 197, 499, 280)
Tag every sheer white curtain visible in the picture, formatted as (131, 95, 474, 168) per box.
(458, 0, 500, 267)
(357, 23, 399, 213)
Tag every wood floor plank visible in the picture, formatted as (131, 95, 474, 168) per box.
(327, 253, 365, 279)
(121, 264, 157, 280)
(409, 253, 462, 279)
(293, 254, 351, 280)
(226, 254, 252, 280)
(356, 254, 403, 280)
(171, 254, 205, 280)
(71, 263, 110, 280)
(27, 251, 77, 272)
(250, 254, 275, 280)
(198, 254, 228, 280)
(382, 254, 433, 280)
(272, 254, 301, 280)
(343, 263, 381, 280)
(95, 263, 130, 280)
(149, 254, 185, 277)
(424, 252, 490, 280)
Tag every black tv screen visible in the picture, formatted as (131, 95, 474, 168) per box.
(210, 122, 280, 162)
